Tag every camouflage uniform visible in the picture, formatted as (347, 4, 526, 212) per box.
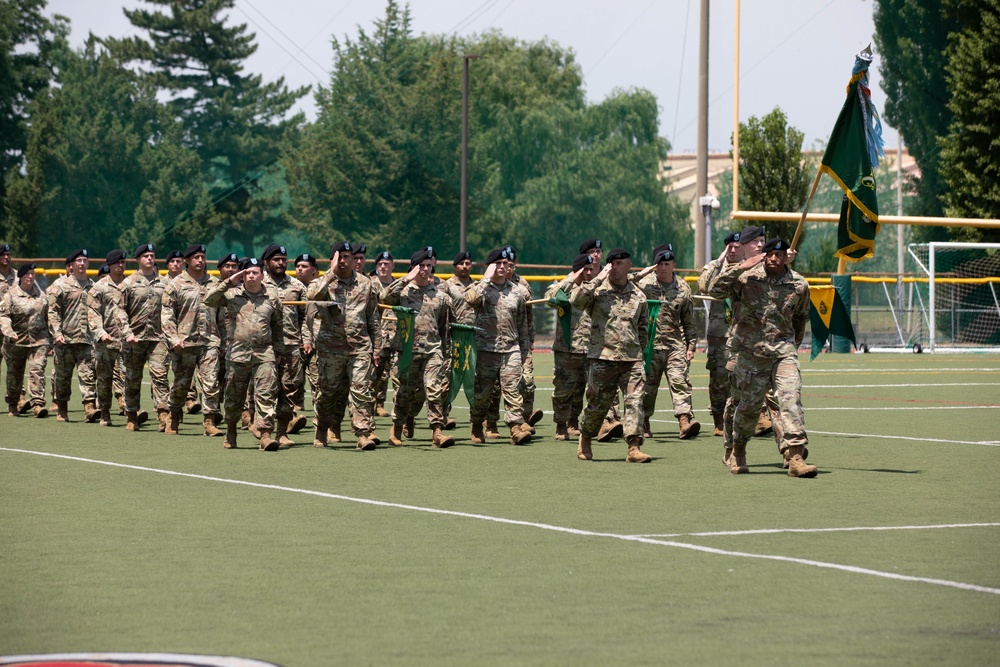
(635, 273, 697, 419)
(301, 302, 320, 408)
(205, 279, 284, 432)
(372, 276, 398, 411)
(264, 272, 307, 424)
(545, 277, 590, 425)
(87, 276, 130, 413)
(47, 274, 96, 405)
(465, 277, 530, 426)
(0, 269, 15, 380)
(0, 281, 49, 409)
(306, 269, 382, 438)
(120, 271, 170, 414)
(383, 276, 452, 427)
(705, 261, 810, 454)
(698, 257, 734, 420)
(570, 276, 648, 440)
(442, 274, 475, 421)
(161, 271, 222, 418)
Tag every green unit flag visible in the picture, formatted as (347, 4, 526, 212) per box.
(547, 288, 572, 348)
(644, 300, 661, 375)
(393, 306, 415, 376)
(809, 285, 856, 360)
(447, 323, 477, 405)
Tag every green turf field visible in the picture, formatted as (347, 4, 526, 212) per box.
(2, 352, 998, 666)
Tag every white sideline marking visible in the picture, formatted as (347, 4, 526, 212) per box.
(807, 430, 1000, 446)
(632, 523, 1000, 538)
(802, 367, 1000, 373)
(3, 447, 998, 597)
(804, 382, 1000, 389)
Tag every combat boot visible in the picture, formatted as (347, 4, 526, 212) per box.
(642, 417, 652, 439)
(356, 435, 377, 451)
(375, 402, 389, 417)
(597, 419, 623, 442)
(224, 423, 238, 449)
(678, 414, 701, 440)
(625, 436, 652, 463)
(165, 411, 182, 435)
(712, 411, 725, 437)
(56, 400, 69, 422)
(6, 403, 17, 417)
(203, 416, 223, 437)
(389, 423, 404, 447)
(84, 400, 100, 423)
(484, 420, 501, 439)
(729, 442, 749, 474)
(32, 405, 48, 419)
(99, 408, 112, 426)
(136, 410, 149, 425)
(566, 418, 581, 437)
(577, 433, 593, 461)
(275, 419, 295, 449)
(443, 417, 457, 430)
(313, 426, 328, 448)
(471, 421, 486, 444)
(754, 408, 773, 436)
(555, 422, 569, 441)
(240, 410, 252, 430)
(722, 446, 734, 467)
(330, 422, 342, 443)
(432, 427, 455, 449)
(258, 430, 279, 451)
(287, 413, 307, 435)
(510, 423, 532, 446)
(17, 397, 31, 414)
(157, 409, 169, 432)
(117, 396, 126, 416)
(527, 408, 544, 427)
(248, 420, 263, 440)
(404, 416, 415, 438)
(126, 411, 140, 431)
(186, 398, 201, 414)
(785, 445, 817, 478)
(781, 446, 810, 469)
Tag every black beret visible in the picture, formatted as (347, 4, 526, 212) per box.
(17, 262, 35, 278)
(352, 243, 368, 255)
(738, 225, 764, 243)
(375, 251, 393, 263)
(761, 237, 790, 254)
(330, 241, 352, 258)
(105, 249, 126, 264)
(261, 243, 287, 261)
(653, 243, 673, 259)
(238, 257, 261, 271)
(605, 248, 630, 263)
(410, 248, 433, 266)
(65, 249, 88, 264)
(503, 245, 516, 261)
(579, 238, 602, 254)
(422, 246, 436, 259)
(294, 253, 317, 267)
(165, 250, 183, 261)
(134, 243, 155, 258)
(183, 243, 207, 259)
(724, 231, 740, 245)
(0, 243, 11, 253)
(654, 249, 675, 264)
(217, 252, 239, 268)
(453, 250, 471, 265)
(571, 254, 594, 272)
(97, 263, 110, 277)
(484, 247, 515, 264)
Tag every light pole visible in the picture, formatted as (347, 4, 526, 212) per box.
(699, 194, 720, 263)
(460, 54, 480, 253)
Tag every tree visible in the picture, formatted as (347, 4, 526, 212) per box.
(104, 0, 308, 255)
(938, 0, 1000, 241)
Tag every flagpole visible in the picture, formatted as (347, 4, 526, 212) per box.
(790, 167, 824, 251)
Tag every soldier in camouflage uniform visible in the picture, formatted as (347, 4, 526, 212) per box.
(160, 244, 224, 437)
(47, 249, 99, 423)
(633, 247, 700, 439)
(465, 247, 533, 446)
(352, 243, 368, 275)
(370, 250, 397, 417)
(705, 238, 817, 478)
(205, 257, 284, 450)
(440, 250, 475, 429)
(121, 244, 171, 430)
(1, 263, 49, 417)
(383, 248, 455, 448)
(87, 251, 130, 426)
(164, 250, 184, 282)
(545, 253, 596, 441)
(697, 231, 742, 436)
(570, 248, 651, 463)
(294, 253, 321, 418)
(306, 242, 382, 450)
(0, 244, 13, 386)
(503, 248, 543, 429)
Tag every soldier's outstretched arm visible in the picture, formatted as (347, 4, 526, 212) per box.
(792, 280, 810, 349)
(204, 276, 232, 309)
(0, 296, 15, 339)
(569, 267, 605, 309)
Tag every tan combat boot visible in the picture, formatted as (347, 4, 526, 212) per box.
(117, 395, 126, 416)
(712, 411, 725, 437)
(376, 402, 390, 417)
(164, 411, 182, 435)
(577, 433, 593, 461)
(432, 427, 455, 449)
(597, 419, 623, 442)
(755, 408, 773, 436)
(443, 417, 457, 430)
(330, 422, 342, 443)
(6, 403, 17, 417)
(484, 420, 501, 439)
(313, 426, 328, 448)
(240, 409, 252, 430)
(566, 418, 581, 437)
(471, 421, 486, 444)
(642, 417, 652, 438)
(224, 423, 238, 449)
(18, 397, 31, 414)
(136, 409, 149, 425)
(32, 405, 48, 419)
(527, 408, 544, 427)
(356, 434, 377, 451)
(258, 430, 279, 451)
(157, 409, 169, 432)
(84, 401, 100, 423)
(678, 414, 701, 440)
(625, 436, 652, 463)
(99, 408, 112, 426)
(389, 423, 404, 447)
(722, 446, 734, 467)
(288, 413, 307, 435)
(126, 411, 139, 431)
(56, 400, 69, 422)
(781, 446, 810, 469)
(248, 420, 263, 440)
(729, 442, 749, 474)
(186, 398, 201, 414)
(275, 419, 295, 449)
(785, 445, 817, 478)
(404, 416, 415, 438)
(203, 416, 223, 437)
(555, 422, 568, 441)
(510, 423, 532, 446)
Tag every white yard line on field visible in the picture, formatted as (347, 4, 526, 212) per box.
(631, 522, 1000, 539)
(3, 447, 998, 597)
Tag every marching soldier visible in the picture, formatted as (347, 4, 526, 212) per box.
(370, 250, 397, 417)
(442, 250, 475, 427)
(164, 250, 184, 282)
(503, 247, 543, 428)
(294, 253, 321, 419)
(1, 263, 50, 418)
(698, 231, 742, 436)
(383, 248, 455, 448)
(87, 251, 130, 426)
(214, 253, 239, 411)
(47, 249, 98, 423)
(352, 243, 368, 275)
(570, 248, 651, 463)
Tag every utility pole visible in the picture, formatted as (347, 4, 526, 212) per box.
(695, 0, 710, 267)
(460, 54, 480, 253)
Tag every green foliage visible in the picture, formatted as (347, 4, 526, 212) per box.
(938, 0, 1000, 242)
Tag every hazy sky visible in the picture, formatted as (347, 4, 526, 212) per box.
(46, 0, 895, 154)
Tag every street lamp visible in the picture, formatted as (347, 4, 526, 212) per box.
(699, 194, 720, 264)
(460, 54, 480, 253)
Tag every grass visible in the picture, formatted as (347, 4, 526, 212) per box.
(1, 352, 999, 665)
